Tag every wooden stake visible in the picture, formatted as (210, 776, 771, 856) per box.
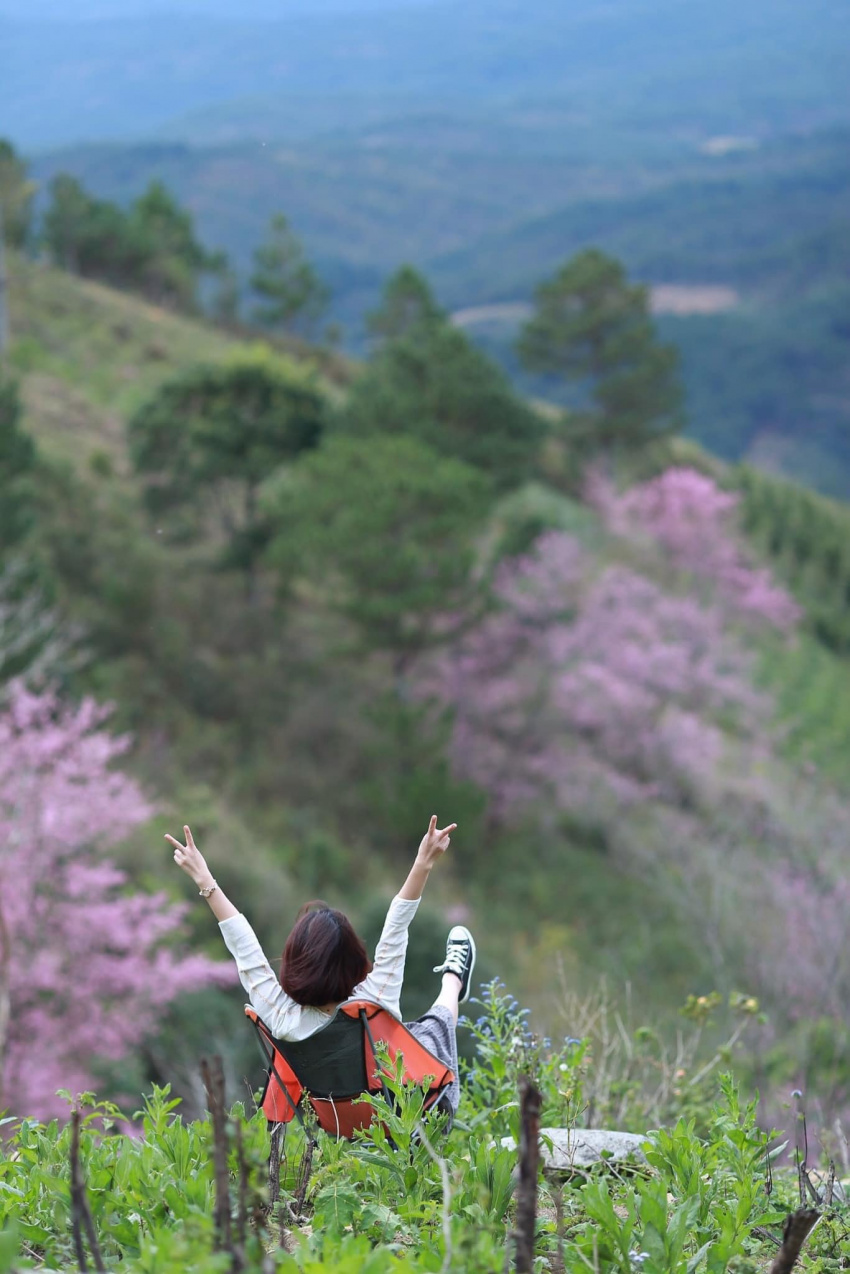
(267, 1122, 282, 1213)
(768, 1208, 820, 1274)
(293, 1133, 314, 1218)
(69, 1109, 106, 1274)
(233, 1119, 249, 1273)
(200, 1056, 233, 1254)
(514, 1075, 542, 1274)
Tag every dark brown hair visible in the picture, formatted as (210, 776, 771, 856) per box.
(280, 900, 372, 1007)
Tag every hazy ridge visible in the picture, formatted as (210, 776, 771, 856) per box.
(6, 0, 850, 489)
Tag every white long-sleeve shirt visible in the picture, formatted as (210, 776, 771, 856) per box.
(219, 894, 420, 1040)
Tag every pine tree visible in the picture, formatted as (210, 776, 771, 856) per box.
(250, 213, 329, 335)
(0, 140, 35, 248)
(518, 248, 684, 453)
(345, 318, 545, 490)
(129, 356, 325, 596)
(367, 266, 443, 342)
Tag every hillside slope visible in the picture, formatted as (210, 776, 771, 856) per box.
(9, 253, 850, 786)
(9, 253, 850, 1019)
(7, 255, 348, 474)
(8, 257, 239, 468)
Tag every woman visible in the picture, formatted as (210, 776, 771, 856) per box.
(166, 816, 476, 1118)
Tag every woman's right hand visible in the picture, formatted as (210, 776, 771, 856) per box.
(166, 825, 212, 887)
(415, 815, 457, 870)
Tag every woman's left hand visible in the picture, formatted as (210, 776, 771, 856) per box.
(415, 815, 457, 870)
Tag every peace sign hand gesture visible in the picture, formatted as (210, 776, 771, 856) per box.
(415, 815, 457, 870)
(165, 825, 211, 888)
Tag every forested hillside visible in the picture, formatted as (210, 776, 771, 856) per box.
(5, 247, 850, 1133)
(4, 256, 850, 1271)
(26, 125, 850, 494)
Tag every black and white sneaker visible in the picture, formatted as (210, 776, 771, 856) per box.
(433, 926, 477, 1003)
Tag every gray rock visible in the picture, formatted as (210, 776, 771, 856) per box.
(500, 1128, 647, 1171)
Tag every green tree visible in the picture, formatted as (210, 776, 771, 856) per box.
(367, 266, 444, 342)
(250, 213, 329, 335)
(42, 174, 100, 273)
(42, 176, 146, 290)
(0, 378, 37, 554)
(128, 180, 215, 310)
(129, 355, 325, 595)
(0, 141, 35, 248)
(265, 433, 491, 666)
(43, 175, 216, 311)
(345, 320, 545, 490)
(517, 248, 684, 452)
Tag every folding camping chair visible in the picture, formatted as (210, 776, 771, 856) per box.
(246, 1000, 455, 1141)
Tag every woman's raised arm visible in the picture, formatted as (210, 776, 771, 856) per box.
(168, 825, 308, 1036)
(166, 825, 239, 922)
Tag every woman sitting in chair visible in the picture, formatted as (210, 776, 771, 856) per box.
(167, 816, 475, 1121)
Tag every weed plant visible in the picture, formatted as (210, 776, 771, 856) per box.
(3, 982, 849, 1272)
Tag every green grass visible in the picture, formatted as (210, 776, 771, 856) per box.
(8, 255, 238, 470)
(7, 253, 350, 473)
(761, 634, 850, 783)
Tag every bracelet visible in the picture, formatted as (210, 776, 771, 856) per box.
(198, 880, 218, 898)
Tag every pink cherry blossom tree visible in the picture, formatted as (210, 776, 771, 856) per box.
(587, 466, 801, 631)
(417, 520, 850, 1126)
(0, 682, 232, 1120)
(419, 530, 771, 826)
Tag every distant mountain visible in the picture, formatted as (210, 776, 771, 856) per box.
(30, 124, 849, 305)
(7, 0, 850, 493)
(4, 0, 849, 148)
(27, 123, 850, 494)
(428, 129, 850, 307)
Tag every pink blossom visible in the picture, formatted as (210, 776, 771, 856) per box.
(418, 531, 772, 823)
(0, 682, 233, 1120)
(751, 863, 850, 1022)
(587, 467, 801, 631)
